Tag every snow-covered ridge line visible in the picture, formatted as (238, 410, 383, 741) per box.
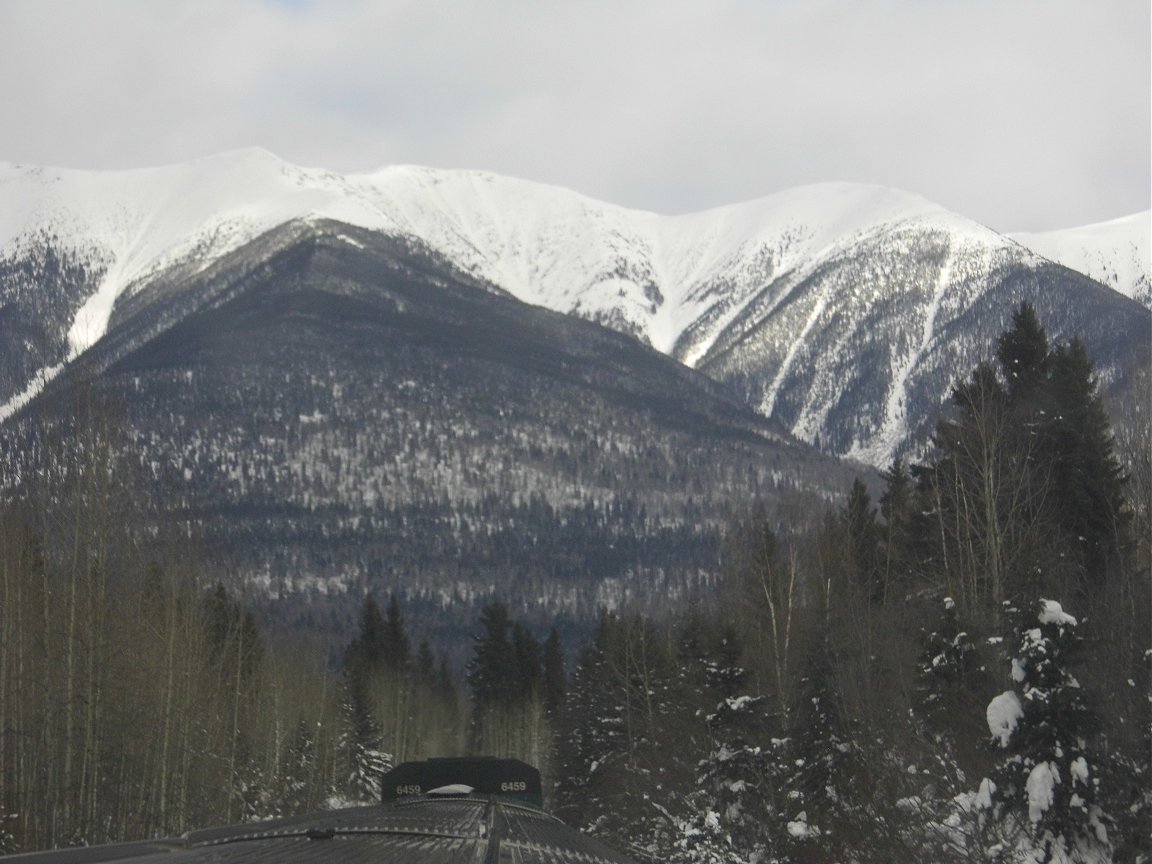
(8, 146, 1135, 364)
(1010, 211, 1151, 307)
(2, 148, 1147, 464)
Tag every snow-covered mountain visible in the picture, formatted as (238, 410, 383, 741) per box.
(1011, 211, 1151, 308)
(0, 148, 991, 355)
(1, 148, 1148, 465)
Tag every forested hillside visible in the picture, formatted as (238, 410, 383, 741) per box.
(1, 304, 1147, 861)
(0, 223, 854, 664)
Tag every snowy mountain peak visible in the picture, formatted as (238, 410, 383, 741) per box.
(1, 151, 1147, 464)
(0, 154, 1013, 356)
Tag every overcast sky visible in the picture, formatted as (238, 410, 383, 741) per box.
(1, 0, 1147, 231)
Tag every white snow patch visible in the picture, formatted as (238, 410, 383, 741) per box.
(428, 783, 474, 796)
(1025, 761, 1059, 824)
(852, 238, 953, 464)
(975, 777, 996, 810)
(1010, 210, 1151, 306)
(987, 691, 1024, 747)
(5, 149, 1136, 470)
(787, 813, 810, 838)
(0, 362, 64, 423)
(1011, 658, 1027, 683)
(68, 268, 125, 356)
(4, 155, 988, 377)
(1038, 599, 1077, 627)
(761, 283, 829, 422)
(1070, 756, 1089, 786)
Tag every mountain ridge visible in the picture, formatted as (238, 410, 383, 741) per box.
(5, 149, 1146, 355)
(1010, 210, 1151, 307)
(1, 150, 1148, 465)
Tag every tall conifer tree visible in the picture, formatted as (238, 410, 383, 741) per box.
(1046, 338, 1129, 581)
(542, 628, 567, 719)
(382, 593, 410, 672)
(996, 301, 1049, 401)
(982, 599, 1111, 862)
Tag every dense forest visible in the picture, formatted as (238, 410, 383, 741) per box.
(0, 304, 1148, 861)
(0, 225, 855, 664)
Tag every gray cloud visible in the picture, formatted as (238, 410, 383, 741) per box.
(0, 0, 1147, 230)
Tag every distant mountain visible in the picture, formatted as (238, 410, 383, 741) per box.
(1010, 211, 1151, 308)
(2, 149, 1147, 470)
(2, 149, 1148, 466)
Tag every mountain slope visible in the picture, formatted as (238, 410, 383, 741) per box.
(1010, 211, 1151, 308)
(1, 149, 1148, 466)
(2, 220, 852, 648)
(695, 228, 1148, 463)
(0, 150, 995, 365)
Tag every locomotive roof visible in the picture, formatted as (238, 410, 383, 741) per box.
(5, 796, 639, 864)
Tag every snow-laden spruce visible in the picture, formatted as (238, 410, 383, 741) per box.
(970, 599, 1113, 864)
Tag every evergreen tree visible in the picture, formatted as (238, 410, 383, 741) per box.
(465, 603, 552, 759)
(925, 361, 1019, 610)
(1046, 338, 1130, 583)
(915, 597, 987, 735)
(878, 457, 918, 601)
(981, 599, 1112, 862)
(842, 477, 882, 603)
(925, 303, 1132, 611)
(339, 688, 390, 803)
(913, 595, 994, 789)
(778, 620, 894, 863)
(436, 655, 456, 704)
(1100, 647, 1151, 863)
(279, 720, 319, 814)
(202, 582, 264, 679)
(782, 630, 845, 858)
(415, 639, 435, 684)
(344, 593, 387, 676)
(996, 300, 1049, 401)
(556, 612, 695, 858)
(542, 627, 567, 719)
(0, 815, 15, 856)
(555, 613, 640, 845)
(340, 593, 395, 802)
(679, 628, 775, 863)
(382, 592, 411, 673)
(466, 602, 516, 708)
(511, 621, 543, 699)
